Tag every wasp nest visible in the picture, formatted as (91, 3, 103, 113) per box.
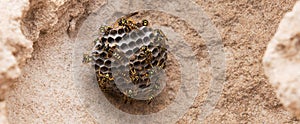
(84, 17, 168, 102)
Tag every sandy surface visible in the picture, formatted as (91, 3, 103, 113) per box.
(2, 0, 300, 123)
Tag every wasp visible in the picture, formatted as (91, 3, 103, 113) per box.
(100, 12, 150, 35)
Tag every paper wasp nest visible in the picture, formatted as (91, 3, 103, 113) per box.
(88, 19, 168, 102)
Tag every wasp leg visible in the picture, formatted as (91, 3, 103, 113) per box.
(147, 95, 154, 104)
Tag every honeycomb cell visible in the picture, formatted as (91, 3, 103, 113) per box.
(142, 27, 149, 32)
(144, 64, 151, 70)
(104, 60, 112, 66)
(133, 61, 140, 67)
(99, 51, 108, 58)
(125, 50, 133, 56)
(117, 65, 126, 71)
(149, 33, 155, 39)
(110, 29, 118, 35)
(94, 64, 100, 70)
(130, 31, 138, 39)
(133, 47, 139, 53)
(134, 65, 143, 71)
(123, 34, 130, 41)
(143, 37, 150, 44)
(137, 29, 145, 37)
(152, 60, 158, 66)
(120, 43, 129, 51)
(92, 51, 99, 56)
(108, 37, 114, 43)
(93, 44, 101, 50)
(100, 66, 109, 72)
(115, 36, 122, 43)
(95, 59, 104, 65)
(148, 44, 155, 50)
(136, 38, 143, 46)
(129, 55, 136, 61)
(140, 60, 146, 65)
(101, 37, 107, 42)
(152, 48, 159, 56)
(118, 28, 125, 34)
(116, 77, 125, 83)
(128, 42, 136, 48)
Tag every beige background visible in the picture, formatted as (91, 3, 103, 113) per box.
(0, 0, 299, 123)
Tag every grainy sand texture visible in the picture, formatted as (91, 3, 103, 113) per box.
(0, 0, 299, 123)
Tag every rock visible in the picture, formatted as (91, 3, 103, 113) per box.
(0, 101, 8, 124)
(22, 0, 85, 40)
(263, 1, 300, 119)
(0, 0, 32, 83)
(0, 0, 32, 123)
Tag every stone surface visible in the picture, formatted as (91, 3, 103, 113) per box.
(0, 0, 32, 92)
(263, 1, 300, 119)
(0, 101, 8, 124)
(0, 0, 32, 123)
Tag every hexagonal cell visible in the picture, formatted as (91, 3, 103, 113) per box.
(101, 37, 107, 42)
(104, 60, 112, 67)
(123, 34, 130, 41)
(130, 31, 138, 39)
(91, 50, 99, 56)
(140, 60, 146, 66)
(108, 37, 114, 43)
(147, 43, 154, 50)
(160, 51, 167, 59)
(152, 60, 158, 66)
(137, 29, 145, 36)
(116, 77, 126, 83)
(94, 44, 104, 51)
(143, 36, 150, 45)
(94, 64, 100, 70)
(136, 54, 144, 60)
(100, 66, 109, 72)
(159, 58, 165, 65)
(111, 66, 117, 72)
(142, 26, 149, 32)
(134, 65, 143, 71)
(117, 65, 126, 72)
(115, 36, 122, 43)
(95, 58, 104, 65)
(133, 47, 139, 53)
(133, 61, 141, 67)
(120, 43, 129, 51)
(149, 33, 155, 39)
(99, 51, 108, 59)
(128, 41, 136, 48)
(129, 55, 136, 61)
(118, 28, 125, 35)
(144, 64, 152, 70)
(148, 27, 153, 32)
(152, 47, 159, 56)
(110, 29, 118, 35)
(125, 50, 133, 56)
(136, 38, 143, 46)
